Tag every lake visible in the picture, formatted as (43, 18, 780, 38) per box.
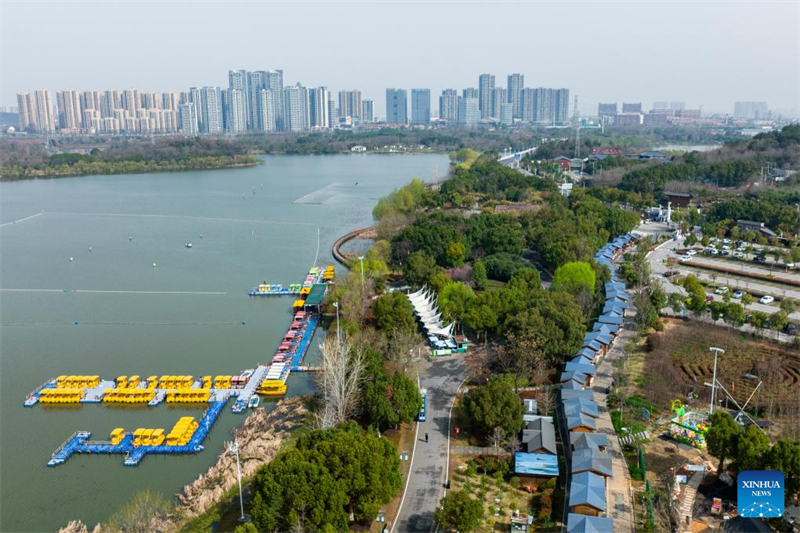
(0, 153, 447, 533)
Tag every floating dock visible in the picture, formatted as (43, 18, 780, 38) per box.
(25, 265, 333, 466)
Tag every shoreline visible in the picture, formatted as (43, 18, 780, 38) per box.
(332, 226, 376, 265)
(57, 396, 309, 533)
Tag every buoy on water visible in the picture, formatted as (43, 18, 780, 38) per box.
(241, 320, 247, 325)
(69, 257, 74, 262)
(128, 236, 133, 241)
(199, 233, 204, 239)
(152, 263, 157, 268)
(89, 246, 93, 252)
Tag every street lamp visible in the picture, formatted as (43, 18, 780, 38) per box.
(230, 439, 245, 521)
(358, 256, 365, 285)
(709, 347, 725, 414)
(333, 302, 340, 344)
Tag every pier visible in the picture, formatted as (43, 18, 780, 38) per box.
(26, 265, 334, 466)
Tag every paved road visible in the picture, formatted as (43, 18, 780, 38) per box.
(648, 237, 797, 341)
(393, 356, 468, 533)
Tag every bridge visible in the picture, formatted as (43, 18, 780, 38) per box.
(498, 147, 536, 174)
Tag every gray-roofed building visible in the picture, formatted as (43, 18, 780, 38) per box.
(566, 413, 597, 432)
(571, 449, 613, 477)
(569, 472, 607, 516)
(561, 370, 589, 386)
(566, 514, 614, 533)
(562, 380, 584, 390)
(561, 389, 595, 401)
(570, 432, 609, 451)
(597, 314, 624, 326)
(563, 397, 600, 418)
(565, 362, 597, 376)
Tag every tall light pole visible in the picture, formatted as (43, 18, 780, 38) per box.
(333, 302, 340, 344)
(358, 256, 365, 285)
(709, 347, 725, 414)
(230, 439, 245, 521)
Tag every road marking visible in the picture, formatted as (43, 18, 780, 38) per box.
(391, 374, 422, 533)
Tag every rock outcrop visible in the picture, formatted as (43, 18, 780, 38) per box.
(174, 396, 308, 519)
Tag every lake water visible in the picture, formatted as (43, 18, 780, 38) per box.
(0, 153, 447, 533)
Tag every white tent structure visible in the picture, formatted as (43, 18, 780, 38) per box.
(406, 287, 455, 340)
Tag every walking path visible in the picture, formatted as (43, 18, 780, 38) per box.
(677, 471, 704, 533)
(393, 355, 468, 533)
(592, 318, 636, 533)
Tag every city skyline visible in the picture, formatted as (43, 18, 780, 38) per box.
(2, 2, 798, 116)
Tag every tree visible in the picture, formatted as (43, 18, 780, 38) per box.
(315, 338, 366, 429)
(446, 241, 467, 267)
(780, 298, 797, 313)
(438, 282, 476, 330)
(742, 293, 754, 306)
(462, 376, 524, 440)
(362, 350, 422, 432)
(234, 524, 259, 533)
(706, 411, 742, 474)
(403, 250, 440, 286)
(435, 489, 484, 533)
(725, 303, 746, 328)
(734, 424, 771, 473)
(552, 261, 596, 311)
(682, 275, 707, 316)
(496, 330, 546, 392)
(472, 260, 488, 291)
(372, 292, 416, 334)
(770, 310, 789, 332)
(105, 489, 172, 533)
(250, 422, 402, 533)
(668, 292, 685, 315)
(768, 440, 800, 499)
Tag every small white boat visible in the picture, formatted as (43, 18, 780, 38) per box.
(248, 395, 260, 408)
(185, 243, 192, 248)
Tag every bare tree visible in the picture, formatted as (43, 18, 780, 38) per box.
(105, 489, 172, 533)
(490, 426, 505, 454)
(534, 389, 556, 417)
(314, 337, 365, 429)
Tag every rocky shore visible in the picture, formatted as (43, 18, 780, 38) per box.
(58, 396, 309, 533)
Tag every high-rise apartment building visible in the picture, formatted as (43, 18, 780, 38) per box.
(283, 84, 309, 132)
(259, 89, 276, 132)
(225, 88, 247, 133)
(56, 90, 83, 130)
(554, 88, 570, 124)
(621, 102, 642, 114)
(197, 87, 223, 134)
(507, 73, 524, 119)
(228, 70, 250, 128)
(439, 89, 458, 123)
(411, 89, 430, 126)
(179, 103, 199, 136)
(499, 103, 513, 126)
(652, 101, 669, 111)
(670, 101, 686, 111)
(598, 103, 617, 118)
(338, 90, 362, 121)
(361, 100, 374, 123)
(248, 70, 284, 131)
(458, 97, 479, 127)
(491, 87, 507, 120)
(327, 98, 338, 127)
(308, 87, 330, 128)
(478, 74, 495, 119)
(16, 92, 35, 131)
(34, 89, 56, 133)
(463, 88, 478, 99)
(734, 102, 768, 120)
(385, 89, 407, 124)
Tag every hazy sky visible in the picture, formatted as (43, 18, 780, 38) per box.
(2, 0, 798, 116)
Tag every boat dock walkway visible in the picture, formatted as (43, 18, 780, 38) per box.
(48, 400, 227, 467)
(27, 264, 332, 466)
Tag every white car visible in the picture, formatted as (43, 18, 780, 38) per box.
(733, 290, 745, 299)
(760, 295, 775, 304)
(686, 249, 697, 256)
(786, 263, 796, 269)
(732, 252, 745, 259)
(679, 255, 692, 262)
(715, 287, 729, 295)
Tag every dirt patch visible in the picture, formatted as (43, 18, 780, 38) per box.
(642, 319, 800, 438)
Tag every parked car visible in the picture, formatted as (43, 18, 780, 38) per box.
(686, 249, 697, 256)
(786, 263, 796, 269)
(786, 324, 798, 336)
(679, 255, 692, 262)
(760, 295, 775, 304)
(705, 295, 715, 303)
(733, 290, 745, 299)
(732, 252, 745, 259)
(715, 287, 729, 295)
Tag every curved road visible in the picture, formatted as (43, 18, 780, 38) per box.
(393, 356, 468, 533)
